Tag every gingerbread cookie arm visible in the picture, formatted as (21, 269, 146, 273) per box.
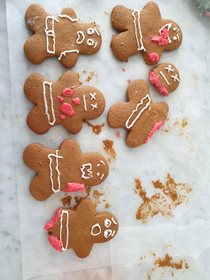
(111, 5, 133, 31)
(24, 73, 46, 103)
(25, 4, 46, 32)
(57, 71, 80, 87)
(59, 7, 77, 21)
(58, 51, 79, 68)
(154, 102, 169, 121)
(142, 1, 162, 19)
(30, 174, 54, 201)
(108, 103, 130, 129)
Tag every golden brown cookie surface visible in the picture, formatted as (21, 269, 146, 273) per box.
(108, 80, 169, 148)
(23, 140, 109, 201)
(149, 63, 180, 96)
(24, 71, 105, 135)
(111, 2, 182, 65)
(24, 4, 102, 67)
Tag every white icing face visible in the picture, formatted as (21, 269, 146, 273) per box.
(91, 217, 118, 238)
(76, 28, 100, 48)
(80, 160, 106, 181)
(172, 26, 181, 42)
(83, 93, 98, 112)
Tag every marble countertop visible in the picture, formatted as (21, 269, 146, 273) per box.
(1, 0, 210, 279)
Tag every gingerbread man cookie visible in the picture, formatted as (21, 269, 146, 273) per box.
(110, 2, 182, 65)
(23, 139, 109, 201)
(44, 198, 118, 258)
(24, 4, 101, 68)
(24, 71, 105, 135)
(108, 80, 169, 148)
(149, 63, 180, 96)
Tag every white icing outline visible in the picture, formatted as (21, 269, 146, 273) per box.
(173, 27, 177, 31)
(111, 217, 117, 225)
(165, 65, 174, 73)
(160, 71, 170, 85)
(87, 39, 94, 46)
(94, 28, 100, 36)
(45, 16, 59, 54)
(48, 150, 63, 193)
(94, 42, 98, 48)
(132, 10, 146, 52)
(81, 163, 93, 179)
(177, 34, 180, 41)
(58, 50, 79, 61)
(104, 229, 115, 238)
(43, 81, 56, 126)
(59, 12, 78, 22)
(91, 223, 101, 236)
(91, 103, 97, 110)
(83, 95, 87, 111)
(125, 94, 151, 129)
(90, 93, 96, 100)
(104, 219, 112, 228)
(159, 23, 172, 43)
(100, 174, 104, 180)
(100, 160, 105, 165)
(60, 210, 69, 252)
(76, 31, 85, 44)
(87, 28, 94, 35)
(171, 74, 180, 82)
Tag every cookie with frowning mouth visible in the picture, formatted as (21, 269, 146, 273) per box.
(108, 79, 169, 148)
(23, 139, 109, 201)
(24, 4, 102, 68)
(149, 63, 180, 96)
(44, 198, 119, 258)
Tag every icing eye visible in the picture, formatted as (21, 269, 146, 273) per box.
(87, 39, 94, 46)
(91, 223, 101, 236)
(87, 28, 94, 35)
(104, 219, 112, 228)
(104, 230, 115, 238)
(173, 36, 177, 40)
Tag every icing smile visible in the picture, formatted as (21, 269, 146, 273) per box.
(81, 163, 93, 179)
(76, 31, 85, 44)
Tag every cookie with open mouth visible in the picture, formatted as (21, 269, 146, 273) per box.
(149, 63, 180, 96)
(44, 198, 119, 258)
(110, 2, 182, 65)
(24, 71, 105, 135)
(24, 4, 102, 68)
(23, 139, 109, 201)
(107, 80, 169, 148)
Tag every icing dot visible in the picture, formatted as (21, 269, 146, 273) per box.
(62, 88, 73, 97)
(60, 115, 66, 120)
(57, 96, 64, 102)
(60, 103, 75, 116)
(72, 97, 81, 105)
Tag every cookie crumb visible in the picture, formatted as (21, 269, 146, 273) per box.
(61, 195, 72, 206)
(103, 140, 116, 161)
(105, 203, 111, 209)
(122, 68, 126, 72)
(83, 120, 105, 135)
(127, 79, 131, 83)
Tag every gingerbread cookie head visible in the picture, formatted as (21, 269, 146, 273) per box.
(108, 80, 169, 148)
(24, 4, 102, 68)
(44, 198, 119, 258)
(23, 139, 109, 201)
(110, 2, 182, 65)
(149, 63, 180, 96)
(24, 71, 105, 135)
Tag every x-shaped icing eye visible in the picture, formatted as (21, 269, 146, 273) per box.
(104, 219, 112, 228)
(87, 28, 95, 35)
(104, 229, 115, 238)
(87, 39, 94, 46)
(171, 74, 180, 82)
(91, 103, 97, 110)
(90, 92, 96, 100)
(165, 65, 174, 73)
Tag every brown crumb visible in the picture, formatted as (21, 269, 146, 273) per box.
(105, 203, 111, 209)
(61, 195, 72, 206)
(15, 115, 18, 118)
(83, 70, 87, 74)
(103, 140, 116, 161)
(185, 263, 189, 269)
(75, 196, 82, 204)
(151, 252, 156, 257)
(91, 22, 100, 29)
(92, 190, 104, 207)
(135, 175, 192, 223)
(171, 271, 174, 276)
(182, 118, 188, 128)
(147, 275, 151, 280)
(83, 120, 105, 135)
(85, 71, 95, 82)
(104, 11, 109, 15)
(154, 254, 183, 270)
(173, 120, 179, 126)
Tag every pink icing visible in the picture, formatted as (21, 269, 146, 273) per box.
(57, 96, 64, 102)
(62, 88, 73, 97)
(60, 103, 75, 116)
(127, 79, 131, 83)
(169, 204, 171, 210)
(149, 70, 168, 96)
(122, 68, 125, 72)
(144, 121, 165, 144)
(205, 11, 210, 17)
(150, 28, 169, 46)
(48, 235, 62, 252)
(148, 53, 159, 63)
(116, 131, 120, 138)
(60, 115, 66, 120)
(44, 209, 61, 230)
(72, 97, 81, 105)
(65, 183, 84, 193)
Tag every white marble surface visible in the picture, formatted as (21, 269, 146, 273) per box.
(1, 0, 210, 279)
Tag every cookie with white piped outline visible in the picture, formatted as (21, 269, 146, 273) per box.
(24, 4, 102, 68)
(149, 63, 180, 96)
(107, 80, 169, 148)
(44, 198, 119, 258)
(24, 71, 105, 135)
(23, 139, 109, 201)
